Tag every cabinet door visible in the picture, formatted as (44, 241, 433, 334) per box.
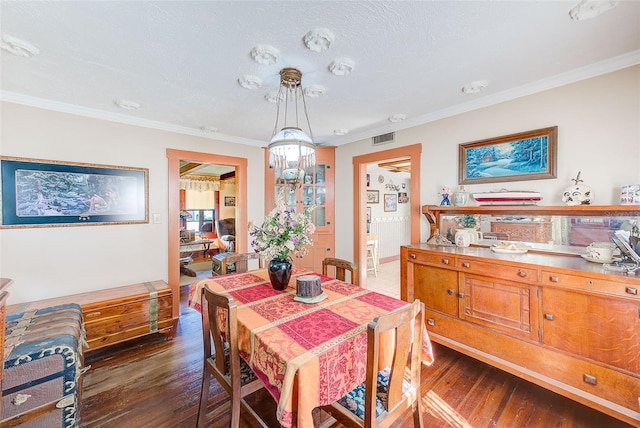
(265, 147, 335, 273)
(459, 273, 539, 342)
(413, 264, 458, 316)
(542, 287, 640, 374)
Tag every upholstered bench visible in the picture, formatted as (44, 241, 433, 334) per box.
(2, 303, 86, 427)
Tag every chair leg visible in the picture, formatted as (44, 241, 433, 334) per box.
(413, 399, 424, 428)
(197, 368, 211, 427)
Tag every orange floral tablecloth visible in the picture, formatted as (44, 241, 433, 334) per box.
(189, 267, 434, 428)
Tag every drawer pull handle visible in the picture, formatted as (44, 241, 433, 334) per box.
(410, 254, 416, 259)
(447, 289, 455, 295)
(549, 276, 559, 283)
(458, 293, 466, 298)
(626, 287, 637, 295)
(442, 258, 450, 265)
(517, 270, 527, 277)
(544, 313, 554, 321)
(462, 262, 470, 268)
(583, 374, 597, 385)
(427, 318, 435, 326)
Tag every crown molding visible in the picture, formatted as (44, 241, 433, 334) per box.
(331, 50, 640, 146)
(0, 91, 265, 148)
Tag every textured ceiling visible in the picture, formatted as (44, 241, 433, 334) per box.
(1, 1, 639, 148)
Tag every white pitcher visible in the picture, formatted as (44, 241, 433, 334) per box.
(456, 228, 482, 246)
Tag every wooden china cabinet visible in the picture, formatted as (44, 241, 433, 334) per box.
(264, 146, 335, 273)
(402, 205, 640, 426)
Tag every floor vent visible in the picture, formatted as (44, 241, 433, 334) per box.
(372, 132, 394, 146)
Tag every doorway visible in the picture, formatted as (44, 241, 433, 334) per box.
(167, 149, 248, 319)
(352, 144, 422, 287)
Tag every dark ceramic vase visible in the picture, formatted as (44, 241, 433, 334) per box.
(268, 257, 292, 291)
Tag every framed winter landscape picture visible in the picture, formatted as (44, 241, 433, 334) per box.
(458, 126, 557, 185)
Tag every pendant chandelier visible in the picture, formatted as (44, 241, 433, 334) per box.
(268, 67, 316, 186)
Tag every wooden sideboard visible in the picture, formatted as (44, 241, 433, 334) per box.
(401, 240, 640, 425)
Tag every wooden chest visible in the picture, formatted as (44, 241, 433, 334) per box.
(6, 280, 173, 352)
(3, 304, 85, 427)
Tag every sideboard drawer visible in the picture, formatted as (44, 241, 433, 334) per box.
(541, 271, 640, 298)
(406, 250, 456, 268)
(458, 258, 538, 283)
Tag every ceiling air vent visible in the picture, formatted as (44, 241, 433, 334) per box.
(372, 132, 394, 146)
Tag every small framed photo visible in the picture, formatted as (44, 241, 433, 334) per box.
(224, 196, 236, 207)
(398, 192, 408, 204)
(366, 173, 370, 187)
(384, 193, 397, 212)
(366, 190, 379, 204)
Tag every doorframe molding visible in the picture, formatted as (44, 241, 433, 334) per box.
(352, 144, 422, 287)
(167, 148, 247, 320)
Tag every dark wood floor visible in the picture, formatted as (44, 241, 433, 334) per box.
(80, 286, 634, 428)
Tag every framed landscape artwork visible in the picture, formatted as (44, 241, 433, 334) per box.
(0, 156, 148, 228)
(459, 126, 557, 185)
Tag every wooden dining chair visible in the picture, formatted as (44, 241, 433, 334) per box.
(321, 299, 425, 428)
(322, 257, 358, 286)
(220, 252, 266, 274)
(197, 285, 268, 428)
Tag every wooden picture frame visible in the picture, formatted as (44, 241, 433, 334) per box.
(384, 193, 397, 212)
(0, 156, 148, 228)
(224, 195, 236, 207)
(366, 190, 379, 204)
(459, 126, 557, 185)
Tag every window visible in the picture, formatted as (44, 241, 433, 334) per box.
(185, 209, 214, 232)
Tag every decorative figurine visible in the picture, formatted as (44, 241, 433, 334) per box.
(562, 171, 593, 206)
(440, 186, 451, 206)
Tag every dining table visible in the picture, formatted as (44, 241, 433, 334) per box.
(188, 266, 434, 428)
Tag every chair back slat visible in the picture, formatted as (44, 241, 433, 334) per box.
(322, 257, 358, 286)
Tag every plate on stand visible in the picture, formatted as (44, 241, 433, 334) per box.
(581, 254, 618, 264)
(491, 247, 528, 254)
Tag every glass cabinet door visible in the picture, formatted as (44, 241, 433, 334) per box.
(265, 147, 335, 272)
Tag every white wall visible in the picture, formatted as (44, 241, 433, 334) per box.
(1, 66, 639, 304)
(334, 65, 640, 261)
(0, 103, 265, 304)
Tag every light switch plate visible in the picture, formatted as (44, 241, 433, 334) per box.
(153, 213, 161, 224)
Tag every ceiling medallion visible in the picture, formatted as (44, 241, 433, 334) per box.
(388, 114, 406, 123)
(238, 75, 262, 90)
(461, 80, 489, 94)
(303, 28, 335, 52)
(1, 34, 39, 57)
(250, 44, 280, 65)
(114, 99, 141, 111)
(304, 85, 326, 98)
(328, 58, 355, 76)
(200, 126, 218, 133)
(264, 91, 284, 103)
(569, 0, 618, 20)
